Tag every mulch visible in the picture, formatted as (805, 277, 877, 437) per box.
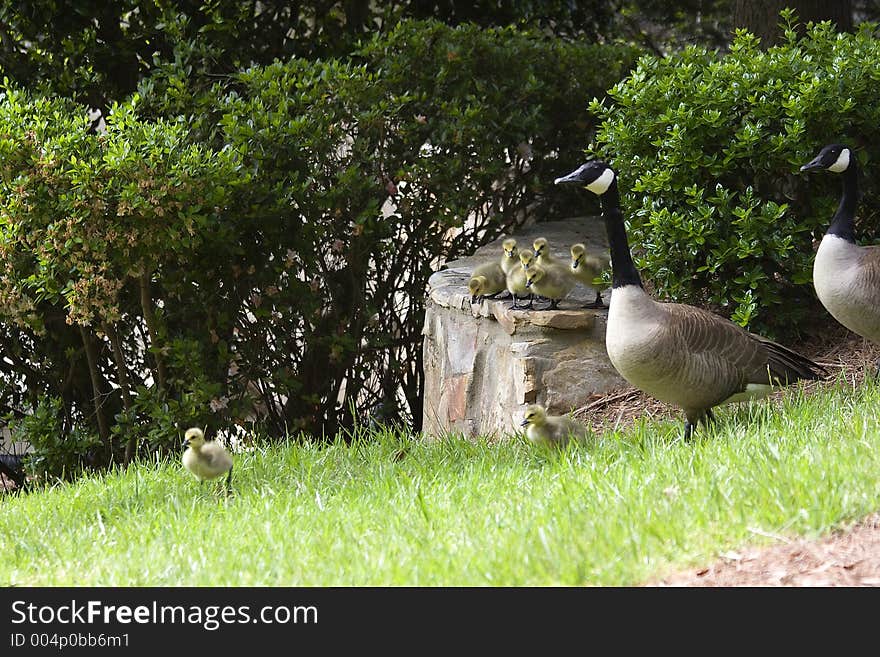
(573, 325, 880, 587)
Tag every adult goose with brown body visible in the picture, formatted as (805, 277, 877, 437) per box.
(554, 160, 827, 439)
(800, 143, 880, 364)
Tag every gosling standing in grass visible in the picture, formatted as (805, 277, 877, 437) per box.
(520, 404, 591, 448)
(182, 427, 233, 490)
(570, 243, 611, 309)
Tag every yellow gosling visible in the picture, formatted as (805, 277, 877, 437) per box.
(182, 427, 233, 491)
(520, 404, 591, 448)
(570, 243, 611, 308)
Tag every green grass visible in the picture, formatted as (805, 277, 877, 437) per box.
(2, 374, 879, 586)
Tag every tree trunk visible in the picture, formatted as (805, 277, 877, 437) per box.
(79, 324, 111, 453)
(139, 271, 168, 392)
(733, 0, 853, 47)
(103, 321, 137, 464)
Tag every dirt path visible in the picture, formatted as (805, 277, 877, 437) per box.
(572, 328, 880, 587)
(651, 513, 880, 586)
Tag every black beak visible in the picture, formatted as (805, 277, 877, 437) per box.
(471, 294, 478, 304)
(554, 165, 588, 185)
(800, 156, 825, 172)
(182, 440, 190, 449)
(520, 419, 530, 427)
(573, 257, 581, 269)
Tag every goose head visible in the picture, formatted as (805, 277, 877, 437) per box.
(183, 427, 206, 450)
(520, 404, 547, 427)
(570, 242, 586, 269)
(554, 160, 616, 195)
(800, 143, 852, 174)
(502, 238, 518, 259)
(524, 265, 546, 289)
(519, 250, 535, 270)
(533, 237, 551, 258)
(468, 276, 488, 303)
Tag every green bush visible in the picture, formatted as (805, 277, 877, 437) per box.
(0, 20, 640, 475)
(588, 13, 880, 336)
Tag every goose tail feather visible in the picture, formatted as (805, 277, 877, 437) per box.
(758, 337, 828, 383)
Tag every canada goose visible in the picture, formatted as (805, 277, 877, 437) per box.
(467, 261, 507, 303)
(800, 143, 880, 356)
(570, 243, 611, 309)
(533, 237, 565, 267)
(182, 427, 233, 490)
(506, 250, 535, 309)
(554, 160, 827, 440)
(501, 238, 520, 275)
(525, 263, 575, 310)
(520, 404, 591, 448)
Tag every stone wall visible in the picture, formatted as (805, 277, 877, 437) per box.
(421, 217, 627, 439)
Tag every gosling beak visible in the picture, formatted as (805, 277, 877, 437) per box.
(573, 257, 581, 269)
(520, 419, 530, 427)
(800, 156, 824, 172)
(471, 295, 478, 304)
(525, 279, 532, 288)
(554, 164, 588, 185)
(182, 439, 190, 449)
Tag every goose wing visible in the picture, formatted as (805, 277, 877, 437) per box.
(855, 244, 880, 307)
(663, 303, 824, 401)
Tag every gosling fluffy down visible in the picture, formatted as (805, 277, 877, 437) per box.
(182, 427, 233, 487)
(532, 237, 565, 267)
(570, 243, 611, 308)
(520, 404, 591, 448)
(525, 263, 575, 310)
(500, 238, 520, 275)
(506, 250, 535, 309)
(468, 261, 507, 303)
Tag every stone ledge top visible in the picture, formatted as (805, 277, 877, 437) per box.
(426, 217, 611, 336)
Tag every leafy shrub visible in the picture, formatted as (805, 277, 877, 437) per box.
(588, 13, 880, 336)
(0, 20, 640, 474)
(12, 397, 101, 482)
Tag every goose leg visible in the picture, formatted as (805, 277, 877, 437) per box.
(225, 466, 234, 495)
(487, 290, 512, 300)
(683, 421, 694, 441)
(582, 291, 604, 309)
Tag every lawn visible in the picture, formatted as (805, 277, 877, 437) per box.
(2, 373, 879, 586)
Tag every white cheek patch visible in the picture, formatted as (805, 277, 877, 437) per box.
(586, 168, 615, 195)
(829, 148, 850, 173)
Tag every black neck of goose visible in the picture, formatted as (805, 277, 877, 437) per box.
(600, 181, 643, 289)
(827, 163, 859, 243)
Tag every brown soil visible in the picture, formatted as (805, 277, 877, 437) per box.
(571, 326, 880, 587)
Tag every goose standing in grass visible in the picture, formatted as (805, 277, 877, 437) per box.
(800, 143, 880, 362)
(520, 404, 591, 448)
(182, 427, 233, 490)
(554, 160, 827, 440)
(570, 243, 611, 309)
(506, 250, 535, 309)
(525, 263, 575, 310)
(467, 260, 507, 304)
(501, 238, 520, 275)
